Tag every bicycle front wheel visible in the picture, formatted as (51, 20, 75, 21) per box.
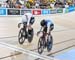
(18, 28, 26, 44)
(47, 36, 53, 52)
(38, 37, 44, 54)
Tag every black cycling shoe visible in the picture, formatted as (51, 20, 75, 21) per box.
(28, 28, 33, 35)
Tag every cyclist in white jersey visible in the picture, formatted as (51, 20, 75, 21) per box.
(18, 12, 35, 36)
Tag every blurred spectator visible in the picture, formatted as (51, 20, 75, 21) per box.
(26, 1, 31, 8)
(54, 1, 65, 8)
(15, 4, 21, 8)
(65, 3, 69, 8)
(49, 0, 56, 3)
(0, 0, 75, 9)
(35, 1, 40, 8)
(68, 2, 74, 7)
(50, 3, 55, 9)
(21, 4, 28, 9)
(46, 3, 52, 9)
(1, 1, 9, 8)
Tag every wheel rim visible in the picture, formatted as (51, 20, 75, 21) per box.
(18, 29, 25, 44)
(47, 36, 53, 52)
(38, 38, 44, 54)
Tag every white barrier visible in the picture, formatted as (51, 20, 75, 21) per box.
(0, 7, 75, 16)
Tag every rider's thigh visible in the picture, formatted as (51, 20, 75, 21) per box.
(28, 24, 32, 30)
(43, 27, 47, 33)
(29, 17, 35, 25)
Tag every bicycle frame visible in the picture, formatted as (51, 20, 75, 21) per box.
(38, 29, 53, 54)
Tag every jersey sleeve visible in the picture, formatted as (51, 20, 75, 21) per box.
(22, 15, 27, 23)
(46, 19, 53, 33)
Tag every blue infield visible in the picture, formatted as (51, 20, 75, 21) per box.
(55, 49, 75, 60)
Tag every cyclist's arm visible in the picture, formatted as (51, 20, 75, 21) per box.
(18, 19, 23, 28)
(37, 27, 43, 35)
(39, 26, 43, 32)
(18, 23, 22, 28)
(37, 27, 43, 33)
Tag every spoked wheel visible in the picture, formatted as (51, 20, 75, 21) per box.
(47, 36, 53, 52)
(18, 28, 26, 44)
(28, 29, 34, 43)
(38, 37, 44, 54)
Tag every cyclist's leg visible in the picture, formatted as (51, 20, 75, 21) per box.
(28, 27, 33, 34)
(46, 24, 54, 51)
(43, 26, 47, 47)
(28, 18, 34, 35)
(43, 26, 47, 37)
(50, 24, 54, 35)
(23, 22, 27, 29)
(23, 22, 28, 38)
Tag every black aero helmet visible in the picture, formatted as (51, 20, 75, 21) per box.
(40, 19, 46, 26)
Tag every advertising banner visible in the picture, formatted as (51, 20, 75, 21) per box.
(68, 7, 75, 12)
(0, 8, 6, 15)
(57, 8, 63, 13)
(65, 7, 75, 13)
(21, 9, 31, 15)
(65, 8, 69, 13)
(32, 10, 41, 15)
(50, 9, 57, 14)
(42, 9, 50, 14)
(7, 9, 20, 15)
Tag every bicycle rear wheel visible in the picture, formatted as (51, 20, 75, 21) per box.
(28, 29, 34, 43)
(47, 36, 53, 52)
(38, 37, 44, 54)
(18, 28, 26, 44)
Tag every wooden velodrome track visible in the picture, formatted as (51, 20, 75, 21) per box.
(0, 11, 75, 60)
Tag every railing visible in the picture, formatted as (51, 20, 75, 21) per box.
(0, 6, 75, 16)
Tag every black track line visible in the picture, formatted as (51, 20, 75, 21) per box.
(31, 38, 75, 51)
(0, 52, 21, 59)
(0, 27, 75, 39)
(47, 45, 75, 56)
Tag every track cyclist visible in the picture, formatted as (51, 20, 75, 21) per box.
(37, 19, 54, 43)
(18, 12, 35, 37)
